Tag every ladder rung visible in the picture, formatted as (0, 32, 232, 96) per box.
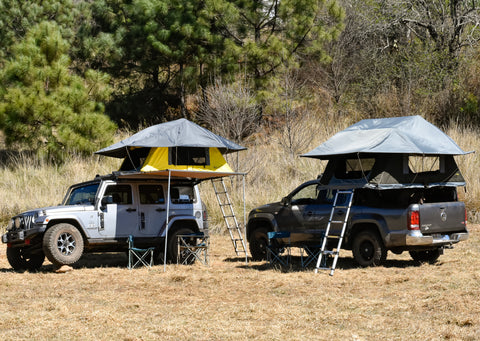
(322, 250, 339, 255)
(330, 220, 346, 224)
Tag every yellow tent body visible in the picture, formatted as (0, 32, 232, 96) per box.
(140, 147, 234, 173)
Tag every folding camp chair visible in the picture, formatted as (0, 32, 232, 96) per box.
(301, 244, 324, 268)
(177, 232, 209, 265)
(267, 231, 291, 266)
(127, 235, 155, 269)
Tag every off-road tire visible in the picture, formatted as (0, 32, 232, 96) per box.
(167, 227, 195, 263)
(43, 223, 84, 266)
(249, 227, 269, 261)
(409, 248, 441, 264)
(6, 246, 45, 272)
(352, 230, 387, 267)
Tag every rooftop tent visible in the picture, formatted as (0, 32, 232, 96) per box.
(302, 115, 472, 159)
(303, 116, 472, 189)
(95, 118, 246, 179)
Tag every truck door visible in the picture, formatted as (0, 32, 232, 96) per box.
(138, 184, 167, 236)
(99, 184, 138, 238)
(278, 183, 330, 231)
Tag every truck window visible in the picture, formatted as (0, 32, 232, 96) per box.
(64, 184, 99, 205)
(170, 186, 196, 204)
(139, 185, 165, 205)
(291, 184, 319, 205)
(103, 185, 132, 205)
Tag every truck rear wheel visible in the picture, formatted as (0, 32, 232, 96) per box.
(43, 223, 84, 266)
(352, 230, 386, 267)
(409, 248, 441, 264)
(6, 246, 45, 272)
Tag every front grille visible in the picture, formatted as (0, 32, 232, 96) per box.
(22, 215, 34, 230)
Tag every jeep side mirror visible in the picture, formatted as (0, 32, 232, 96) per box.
(281, 197, 290, 206)
(100, 195, 113, 210)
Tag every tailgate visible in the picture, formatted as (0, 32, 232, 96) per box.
(418, 202, 466, 234)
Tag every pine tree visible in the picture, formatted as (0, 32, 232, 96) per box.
(0, 21, 116, 161)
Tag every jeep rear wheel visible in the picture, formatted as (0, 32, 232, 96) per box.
(43, 223, 84, 266)
(6, 246, 45, 272)
(352, 230, 387, 267)
(167, 227, 195, 263)
(249, 227, 269, 261)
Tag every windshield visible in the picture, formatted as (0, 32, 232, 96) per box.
(63, 183, 99, 205)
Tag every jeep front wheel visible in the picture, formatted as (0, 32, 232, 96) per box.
(43, 223, 84, 266)
(249, 227, 269, 261)
(352, 230, 386, 267)
(6, 246, 45, 272)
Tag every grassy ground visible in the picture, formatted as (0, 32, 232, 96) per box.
(0, 224, 479, 340)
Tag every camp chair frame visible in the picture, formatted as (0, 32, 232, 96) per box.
(267, 231, 291, 267)
(127, 235, 155, 269)
(177, 232, 209, 265)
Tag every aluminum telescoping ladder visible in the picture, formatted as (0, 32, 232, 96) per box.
(315, 189, 354, 276)
(211, 178, 247, 257)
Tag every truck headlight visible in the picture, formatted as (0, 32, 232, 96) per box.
(7, 219, 13, 230)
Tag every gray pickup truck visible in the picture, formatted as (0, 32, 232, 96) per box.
(247, 155, 469, 266)
(2, 172, 208, 271)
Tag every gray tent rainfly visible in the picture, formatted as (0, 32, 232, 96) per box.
(302, 116, 473, 189)
(302, 115, 471, 159)
(96, 118, 246, 159)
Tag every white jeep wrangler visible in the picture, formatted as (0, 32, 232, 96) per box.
(2, 172, 208, 271)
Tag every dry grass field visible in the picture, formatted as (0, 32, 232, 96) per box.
(0, 223, 479, 341)
(0, 119, 479, 340)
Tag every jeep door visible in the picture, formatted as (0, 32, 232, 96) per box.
(99, 184, 138, 238)
(137, 184, 167, 237)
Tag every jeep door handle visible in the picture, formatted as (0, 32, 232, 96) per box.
(126, 208, 136, 212)
(156, 208, 166, 212)
(307, 211, 313, 216)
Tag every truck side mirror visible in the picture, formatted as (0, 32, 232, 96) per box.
(281, 197, 290, 206)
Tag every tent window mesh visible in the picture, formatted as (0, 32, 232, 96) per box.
(408, 156, 441, 174)
(169, 147, 210, 166)
(335, 158, 374, 179)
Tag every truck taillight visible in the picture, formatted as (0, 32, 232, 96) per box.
(464, 208, 468, 226)
(408, 209, 420, 230)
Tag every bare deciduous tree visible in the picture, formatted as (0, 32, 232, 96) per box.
(196, 80, 259, 143)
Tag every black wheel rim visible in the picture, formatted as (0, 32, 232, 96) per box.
(359, 240, 374, 261)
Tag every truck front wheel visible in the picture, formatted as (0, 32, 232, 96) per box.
(249, 227, 269, 261)
(43, 223, 84, 266)
(352, 230, 386, 267)
(6, 246, 45, 272)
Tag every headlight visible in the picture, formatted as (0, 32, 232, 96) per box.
(7, 219, 13, 230)
(14, 217, 22, 229)
(34, 210, 46, 218)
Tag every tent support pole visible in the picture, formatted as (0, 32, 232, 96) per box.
(164, 170, 172, 272)
(243, 173, 248, 265)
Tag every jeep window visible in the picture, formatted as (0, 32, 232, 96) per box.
(64, 184, 99, 205)
(170, 185, 196, 204)
(103, 185, 133, 205)
(139, 185, 165, 205)
(291, 184, 319, 205)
